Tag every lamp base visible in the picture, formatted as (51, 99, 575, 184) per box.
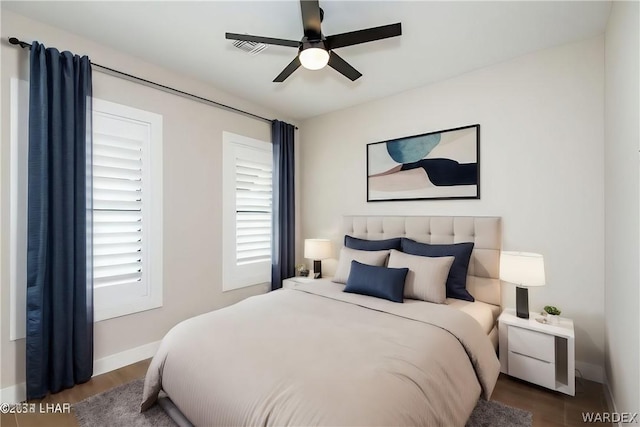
(313, 260, 322, 279)
(516, 286, 529, 319)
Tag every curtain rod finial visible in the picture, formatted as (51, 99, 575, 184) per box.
(8, 37, 30, 48)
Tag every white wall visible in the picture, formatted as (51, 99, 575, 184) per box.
(300, 37, 605, 380)
(604, 0, 640, 416)
(0, 10, 297, 395)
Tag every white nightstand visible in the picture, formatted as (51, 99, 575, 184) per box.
(282, 277, 315, 289)
(498, 309, 575, 396)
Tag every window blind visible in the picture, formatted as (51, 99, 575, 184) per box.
(93, 132, 143, 288)
(235, 157, 272, 265)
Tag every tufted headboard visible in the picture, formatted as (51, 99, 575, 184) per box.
(341, 216, 502, 306)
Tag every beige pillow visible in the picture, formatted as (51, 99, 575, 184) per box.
(387, 249, 455, 304)
(332, 247, 390, 284)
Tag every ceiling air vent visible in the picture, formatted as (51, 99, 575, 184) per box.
(232, 39, 269, 56)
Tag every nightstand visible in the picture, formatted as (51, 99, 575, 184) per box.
(282, 277, 315, 289)
(498, 308, 575, 395)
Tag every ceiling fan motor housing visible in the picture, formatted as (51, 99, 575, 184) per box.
(300, 38, 327, 52)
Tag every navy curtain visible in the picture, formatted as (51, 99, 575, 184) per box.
(271, 120, 296, 290)
(26, 41, 93, 400)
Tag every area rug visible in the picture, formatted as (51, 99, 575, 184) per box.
(74, 378, 532, 427)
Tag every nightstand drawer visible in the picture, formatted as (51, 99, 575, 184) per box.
(508, 351, 556, 389)
(508, 325, 555, 363)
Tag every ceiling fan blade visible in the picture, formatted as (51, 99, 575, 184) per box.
(325, 23, 402, 50)
(226, 32, 299, 48)
(274, 56, 302, 82)
(300, 0, 322, 38)
(327, 52, 362, 81)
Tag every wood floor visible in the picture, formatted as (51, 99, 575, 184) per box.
(2, 360, 611, 427)
(492, 373, 612, 427)
(0, 360, 149, 427)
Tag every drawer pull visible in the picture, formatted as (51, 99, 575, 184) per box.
(509, 350, 552, 364)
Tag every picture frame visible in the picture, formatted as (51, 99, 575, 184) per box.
(367, 124, 480, 201)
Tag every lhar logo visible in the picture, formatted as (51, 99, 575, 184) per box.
(582, 412, 639, 423)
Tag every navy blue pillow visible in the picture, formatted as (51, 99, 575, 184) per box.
(344, 235, 402, 251)
(344, 261, 408, 303)
(401, 238, 475, 302)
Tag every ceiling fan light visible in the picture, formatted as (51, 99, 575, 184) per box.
(299, 47, 329, 70)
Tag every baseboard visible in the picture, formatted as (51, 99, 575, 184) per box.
(93, 340, 160, 376)
(0, 382, 26, 405)
(0, 340, 160, 404)
(576, 360, 604, 383)
(603, 374, 621, 427)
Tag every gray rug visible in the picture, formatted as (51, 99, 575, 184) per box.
(465, 398, 532, 427)
(74, 378, 532, 427)
(74, 378, 176, 427)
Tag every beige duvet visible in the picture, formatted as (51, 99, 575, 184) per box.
(141, 282, 500, 427)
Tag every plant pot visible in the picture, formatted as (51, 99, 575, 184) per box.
(546, 314, 559, 324)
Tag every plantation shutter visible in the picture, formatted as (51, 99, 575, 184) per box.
(92, 124, 143, 288)
(235, 155, 272, 265)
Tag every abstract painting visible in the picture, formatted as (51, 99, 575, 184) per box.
(367, 124, 480, 201)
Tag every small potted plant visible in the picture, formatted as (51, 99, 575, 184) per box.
(543, 305, 561, 324)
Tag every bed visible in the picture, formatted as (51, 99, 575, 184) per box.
(141, 216, 502, 426)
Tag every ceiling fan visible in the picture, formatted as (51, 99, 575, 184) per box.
(225, 0, 402, 82)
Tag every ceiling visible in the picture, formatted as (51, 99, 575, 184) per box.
(4, 1, 611, 120)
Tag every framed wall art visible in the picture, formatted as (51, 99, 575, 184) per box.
(367, 124, 480, 201)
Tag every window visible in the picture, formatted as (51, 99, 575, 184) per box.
(92, 99, 163, 321)
(9, 86, 163, 337)
(222, 132, 273, 291)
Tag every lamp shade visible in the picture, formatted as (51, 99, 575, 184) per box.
(304, 239, 332, 260)
(499, 251, 546, 287)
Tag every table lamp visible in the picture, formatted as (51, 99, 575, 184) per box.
(304, 239, 332, 279)
(499, 251, 546, 319)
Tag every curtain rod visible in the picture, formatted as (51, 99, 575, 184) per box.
(9, 37, 297, 129)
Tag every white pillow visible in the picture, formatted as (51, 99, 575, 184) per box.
(332, 247, 390, 284)
(387, 249, 454, 304)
